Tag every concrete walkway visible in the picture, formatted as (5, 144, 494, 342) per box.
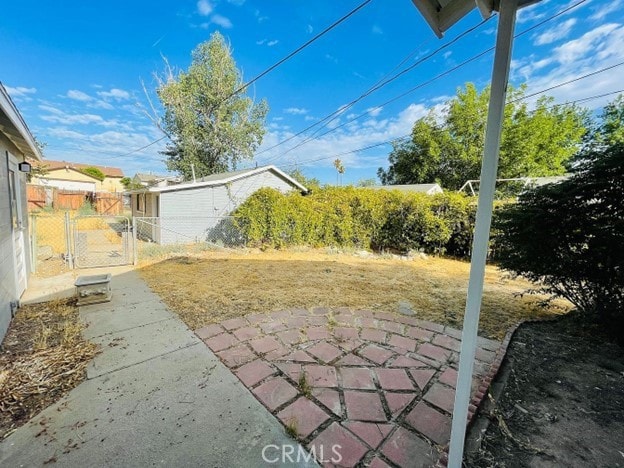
(1, 269, 314, 467)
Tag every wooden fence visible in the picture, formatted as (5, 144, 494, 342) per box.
(27, 184, 124, 215)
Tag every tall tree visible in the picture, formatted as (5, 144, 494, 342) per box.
(156, 32, 269, 180)
(378, 83, 588, 190)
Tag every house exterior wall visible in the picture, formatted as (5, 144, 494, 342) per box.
(0, 133, 30, 339)
(155, 171, 297, 245)
(32, 168, 124, 193)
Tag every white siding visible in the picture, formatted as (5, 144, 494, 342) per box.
(0, 133, 19, 340)
(155, 170, 298, 245)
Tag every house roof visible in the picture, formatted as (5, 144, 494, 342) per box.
(366, 183, 443, 194)
(134, 172, 181, 183)
(33, 159, 124, 178)
(129, 165, 308, 194)
(0, 82, 42, 160)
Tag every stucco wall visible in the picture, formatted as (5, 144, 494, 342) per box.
(33, 168, 124, 193)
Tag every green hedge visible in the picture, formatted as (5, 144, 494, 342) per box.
(234, 187, 475, 257)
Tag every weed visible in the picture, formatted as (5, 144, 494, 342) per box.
(298, 372, 312, 398)
(285, 418, 298, 438)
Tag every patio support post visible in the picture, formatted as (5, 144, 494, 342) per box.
(448, 1, 519, 466)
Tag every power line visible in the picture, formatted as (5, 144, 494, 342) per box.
(265, 0, 590, 162)
(258, 16, 493, 160)
(228, 0, 373, 99)
(281, 85, 624, 170)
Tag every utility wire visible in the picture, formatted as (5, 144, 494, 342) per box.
(227, 0, 373, 99)
(281, 83, 624, 170)
(266, 0, 590, 162)
(258, 16, 492, 159)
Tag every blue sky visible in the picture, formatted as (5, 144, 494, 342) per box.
(2, 0, 623, 184)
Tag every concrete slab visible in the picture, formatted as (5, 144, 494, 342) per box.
(21, 265, 134, 305)
(87, 318, 199, 378)
(0, 344, 315, 467)
(80, 302, 172, 339)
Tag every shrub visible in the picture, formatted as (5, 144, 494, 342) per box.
(234, 187, 475, 256)
(494, 143, 624, 333)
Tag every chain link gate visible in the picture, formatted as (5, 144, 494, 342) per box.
(72, 215, 132, 268)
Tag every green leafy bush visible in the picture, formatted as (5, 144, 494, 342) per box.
(494, 143, 624, 333)
(234, 187, 475, 255)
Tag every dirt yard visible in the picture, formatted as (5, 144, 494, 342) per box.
(139, 248, 569, 339)
(0, 299, 98, 439)
(467, 314, 624, 467)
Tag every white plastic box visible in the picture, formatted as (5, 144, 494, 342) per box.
(75, 274, 112, 306)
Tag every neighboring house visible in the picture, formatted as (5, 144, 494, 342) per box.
(0, 83, 43, 339)
(132, 172, 182, 188)
(366, 183, 444, 195)
(130, 165, 307, 244)
(31, 159, 125, 192)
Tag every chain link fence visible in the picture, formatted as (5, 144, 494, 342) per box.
(30, 212, 72, 277)
(30, 211, 134, 276)
(134, 216, 244, 260)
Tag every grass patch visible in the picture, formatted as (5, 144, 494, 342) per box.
(139, 248, 570, 340)
(0, 299, 98, 439)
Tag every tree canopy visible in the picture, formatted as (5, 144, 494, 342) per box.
(378, 83, 588, 190)
(156, 32, 269, 180)
(82, 166, 105, 181)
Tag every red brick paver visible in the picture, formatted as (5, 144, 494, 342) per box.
(199, 307, 505, 467)
(309, 422, 368, 467)
(277, 397, 330, 438)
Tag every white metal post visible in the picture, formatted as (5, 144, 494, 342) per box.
(447, 1, 519, 466)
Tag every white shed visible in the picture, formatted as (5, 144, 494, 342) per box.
(366, 183, 443, 195)
(0, 83, 42, 339)
(130, 165, 307, 245)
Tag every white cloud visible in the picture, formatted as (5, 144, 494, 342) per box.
(366, 107, 383, 117)
(267, 40, 279, 47)
(256, 39, 266, 45)
(533, 18, 577, 45)
(284, 107, 308, 115)
(254, 10, 269, 23)
(197, 0, 213, 16)
(325, 54, 338, 64)
(97, 88, 131, 100)
(589, 0, 621, 20)
(553, 23, 619, 64)
(211, 14, 233, 28)
(5, 86, 36, 98)
(516, 22, 624, 109)
(38, 105, 129, 128)
(89, 100, 115, 110)
(306, 24, 313, 34)
(255, 101, 430, 171)
(443, 51, 452, 59)
(227, 0, 245, 5)
(372, 25, 383, 35)
(67, 90, 93, 101)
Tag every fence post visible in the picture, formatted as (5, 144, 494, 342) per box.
(64, 211, 74, 269)
(132, 216, 138, 266)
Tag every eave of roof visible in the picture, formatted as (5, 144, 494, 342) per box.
(0, 82, 42, 160)
(127, 165, 308, 194)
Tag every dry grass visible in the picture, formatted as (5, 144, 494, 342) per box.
(139, 248, 570, 340)
(34, 211, 123, 254)
(0, 299, 98, 439)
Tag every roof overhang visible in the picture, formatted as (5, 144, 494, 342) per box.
(0, 82, 42, 160)
(411, 0, 539, 37)
(126, 165, 308, 194)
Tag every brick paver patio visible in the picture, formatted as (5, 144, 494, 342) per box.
(196, 308, 502, 467)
